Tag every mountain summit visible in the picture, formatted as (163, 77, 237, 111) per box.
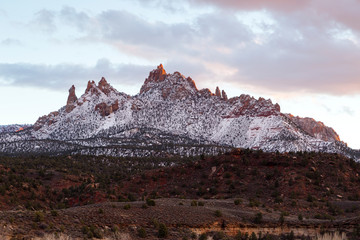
(0, 64, 358, 159)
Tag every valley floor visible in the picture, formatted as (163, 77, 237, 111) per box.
(1, 198, 359, 239)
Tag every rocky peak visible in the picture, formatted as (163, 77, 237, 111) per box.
(140, 64, 199, 98)
(215, 87, 221, 97)
(84, 78, 115, 96)
(140, 64, 167, 94)
(97, 77, 113, 95)
(85, 80, 96, 94)
(186, 77, 198, 91)
(222, 90, 228, 100)
(66, 85, 78, 113)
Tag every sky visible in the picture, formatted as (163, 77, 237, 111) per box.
(0, 0, 359, 149)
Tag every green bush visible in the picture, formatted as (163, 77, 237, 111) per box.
(253, 212, 262, 224)
(158, 223, 168, 238)
(50, 210, 58, 216)
(234, 199, 241, 205)
(138, 227, 147, 238)
(214, 210, 222, 217)
(123, 204, 131, 210)
(199, 233, 207, 240)
(34, 211, 44, 222)
(146, 198, 156, 206)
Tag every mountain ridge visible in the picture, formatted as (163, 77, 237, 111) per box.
(0, 64, 358, 160)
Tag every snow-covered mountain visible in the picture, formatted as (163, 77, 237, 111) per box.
(0, 124, 32, 134)
(0, 64, 359, 159)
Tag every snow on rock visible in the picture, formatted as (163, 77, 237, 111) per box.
(0, 64, 359, 160)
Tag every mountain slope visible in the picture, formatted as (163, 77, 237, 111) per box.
(0, 64, 358, 159)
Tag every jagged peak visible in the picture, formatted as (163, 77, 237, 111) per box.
(221, 90, 228, 100)
(84, 77, 116, 96)
(66, 85, 78, 113)
(85, 80, 96, 94)
(98, 77, 108, 87)
(140, 64, 200, 96)
(215, 87, 221, 97)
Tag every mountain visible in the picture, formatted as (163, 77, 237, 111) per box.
(0, 64, 359, 159)
(0, 124, 32, 133)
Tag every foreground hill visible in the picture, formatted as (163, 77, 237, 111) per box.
(0, 64, 359, 159)
(1, 150, 360, 239)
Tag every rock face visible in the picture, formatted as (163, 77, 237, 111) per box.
(0, 64, 358, 160)
(215, 87, 221, 97)
(66, 85, 78, 113)
(95, 100, 119, 117)
(286, 114, 341, 142)
(140, 64, 167, 94)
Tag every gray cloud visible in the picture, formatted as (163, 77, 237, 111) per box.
(1, 38, 21, 45)
(31, 9, 57, 33)
(51, 5, 360, 95)
(0, 59, 152, 92)
(60, 6, 92, 32)
(6, 2, 360, 95)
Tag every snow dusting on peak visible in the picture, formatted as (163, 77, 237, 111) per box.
(0, 65, 359, 160)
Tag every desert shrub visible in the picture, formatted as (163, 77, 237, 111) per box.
(248, 198, 260, 207)
(127, 193, 136, 202)
(111, 225, 119, 233)
(279, 212, 285, 225)
(253, 212, 262, 224)
(249, 232, 257, 240)
(191, 200, 198, 206)
(198, 201, 205, 206)
(214, 210, 222, 217)
(298, 214, 303, 221)
(50, 210, 58, 216)
(146, 198, 156, 206)
(138, 227, 147, 238)
(123, 204, 131, 210)
(199, 233, 207, 240)
(34, 211, 44, 222)
(212, 231, 227, 240)
(307, 194, 314, 202)
(314, 213, 333, 220)
(82, 225, 103, 239)
(158, 223, 169, 238)
(234, 199, 241, 205)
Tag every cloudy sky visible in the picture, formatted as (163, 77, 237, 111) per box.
(0, 0, 359, 149)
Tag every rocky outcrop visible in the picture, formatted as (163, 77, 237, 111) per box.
(95, 100, 119, 117)
(140, 64, 167, 94)
(66, 85, 77, 113)
(215, 87, 221, 97)
(98, 77, 113, 95)
(286, 114, 340, 142)
(222, 90, 228, 100)
(33, 111, 59, 131)
(224, 95, 281, 118)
